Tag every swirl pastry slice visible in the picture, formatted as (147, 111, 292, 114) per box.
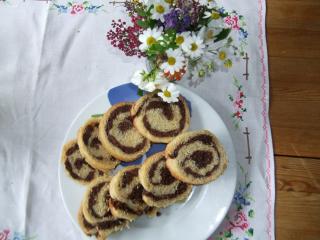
(109, 166, 156, 221)
(131, 93, 190, 143)
(165, 130, 228, 185)
(109, 198, 157, 221)
(139, 152, 193, 208)
(78, 204, 98, 237)
(61, 140, 106, 184)
(78, 117, 120, 172)
(82, 177, 129, 238)
(99, 102, 151, 162)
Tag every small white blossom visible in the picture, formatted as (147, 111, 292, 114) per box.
(131, 70, 148, 89)
(150, 0, 170, 22)
(160, 48, 185, 74)
(182, 34, 205, 59)
(158, 83, 180, 103)
(139, 27, 163, 51)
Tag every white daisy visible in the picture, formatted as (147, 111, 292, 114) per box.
(203, 9, 220, 19)
(201, 50, 218, 72)
(139, 27, 163, 51)
(198, 0, 216, 9)
(182, 34, 205, 59)
(144, 73, 168, 92)
(131, 69, 168, 92)
(204, 26, 223, 42)
(189, 65, 206, 87)
(131, 69, 148, 89)
(158, 83, 180, 103)
(175, 32, 191, 49)
(160, 48, 185, 74)
(216, 47, 233, 71)
(150, 0, 170, 22)
(192, 65, 206, 78)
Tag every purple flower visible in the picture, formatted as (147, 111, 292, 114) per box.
(175, 0, 204, 29)
(164, 9, 179, 30)
(163, 8, 192, 32)
(181, 13, 191, 31)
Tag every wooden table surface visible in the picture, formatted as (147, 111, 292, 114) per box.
(267, 0, 320, 238)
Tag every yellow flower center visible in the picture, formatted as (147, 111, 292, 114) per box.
(198, 69, 205, 77)
(175, 36, 184, 45)
(191, 43, 198, 51)
(163, 90, 171, 97)
(146, 36, 156, 46)
(219, 51, 226, 60)
(167, 57, 176, 66)
(165, 0, 174, 4)
(224, 59, 232, 68)
(207, 30, 214, 39)
(211, 11, 220, 20)
(155, 4, 165, 14)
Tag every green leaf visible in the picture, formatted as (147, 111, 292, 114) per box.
(246, 228, 254, 237)
(137, 20, 148, 29)
(148, 19, 157, 28)
(220, 12, 229, 18)
(224, 230, 232, 238)
(136, 8, 147, 17)
(137, 89, 143, 96)
(248, 209, 255, 218)
(68, 2, 73, 6)
(214, 28, 232, 43)
(91, 114, 103, 118)
(148, 43, 165, 53)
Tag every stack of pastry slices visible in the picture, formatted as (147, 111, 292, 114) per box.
(61, 92, 228, 239)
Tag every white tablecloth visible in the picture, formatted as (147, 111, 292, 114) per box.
(0, 0, 274, 239)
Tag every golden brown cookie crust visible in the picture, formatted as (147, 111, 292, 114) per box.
(61, 139, 106, 185)
(78, 117, 120, 172)
(165, 130, 228, 185)
(99, 102, 150, 162)
(78, 203, 98, 236)
(131, 93, 190, 143)
(109, 165, 150, 212)
(139, 152, 192, 208)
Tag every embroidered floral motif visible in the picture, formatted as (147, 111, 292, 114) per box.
(0, 229, 10, 240)
(228, 77, 246, 129)
(209, 163, 255, 240)
(0, 230, 36, 240)
(51, 1, 104, 14)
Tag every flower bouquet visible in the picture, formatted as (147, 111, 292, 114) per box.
(107, 0, 247, 103)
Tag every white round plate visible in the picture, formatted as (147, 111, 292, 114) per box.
(59, 84, 237, 240)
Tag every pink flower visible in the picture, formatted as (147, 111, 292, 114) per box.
(229, 211, 249, 231)
(71, 4, 84, 15)
(235, 111, 241, 119)
(235, 99, 243, 108)
(0, 229, 10, 240)
(224, 16, 240, 30)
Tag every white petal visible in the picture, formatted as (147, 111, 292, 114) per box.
(144, 82, 156, 92)
(167, 83, 177, 92)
